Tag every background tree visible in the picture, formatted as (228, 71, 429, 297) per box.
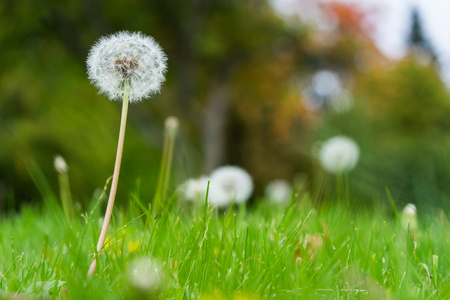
(314, 3, 450, 210)
(407, 7, 437, 65)
(1, 0, 450, 212)
(0, 0, 314, 208)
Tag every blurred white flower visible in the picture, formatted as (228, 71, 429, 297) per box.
(182, 176, 210, 203)
(165, 116, 179, 137)
(265, 179, 292, 204)
(127, 257, 163, 293)
(208, 166, 253, 207)
(311, 70, 341, 98)
(301, 70, 349, 112)
(401, 203, 418, 232)
(319, 136, 360, 174)
(87, 31, 167, 102)
(54, 155, 68, 174)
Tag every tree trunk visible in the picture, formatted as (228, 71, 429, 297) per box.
(202, 79, 230, 173)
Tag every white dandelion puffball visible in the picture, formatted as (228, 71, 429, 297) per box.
(54, 155, 68, 174)
(311, 70, 341, 98)
(208, 166, 253, 207)
(265, 179, 292, 204)
(182, 176, 210, 203)
(319, 136, 359, 174)
(127, 257, 163, 293)
(401, 203, 418, 231)
(165, 116, 179, 137)
(87, 31, 167, 102)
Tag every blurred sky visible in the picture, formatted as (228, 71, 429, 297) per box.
(272, 0, 450, 83)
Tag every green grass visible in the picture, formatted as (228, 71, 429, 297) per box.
(0, 191, 449, 299)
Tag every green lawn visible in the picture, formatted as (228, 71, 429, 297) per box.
(0, 192, 449, 299)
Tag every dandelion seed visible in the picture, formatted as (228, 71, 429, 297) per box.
(208, 166, 253, 207)
(318, 136, 359, 174)
(87, 31, 167, 102)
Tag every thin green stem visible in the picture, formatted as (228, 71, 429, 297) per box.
(161, 130, 175, 203)
(153, 131, 170, 212)
(58, 172, 73, 221)
(154, 118, 178, 213)
(88, 83, 130, 278)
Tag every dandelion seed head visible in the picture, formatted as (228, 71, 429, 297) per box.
(165, 116, 179, 137)
(87, 31, 167, 102)
(265, 179, 292, 204)
(311, 70, 341, 98)
(401, 203, 418, 232)
(127, 257, 163, 293)
(54, 155, 68, 174)
(319, 136, 359, 174)
(403, 203, 417, 216)
(182, 176, 210, 203)
(208, 166, 253, 207)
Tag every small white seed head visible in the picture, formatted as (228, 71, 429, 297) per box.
(54, 155, 68, 174)
(265, 179, 292, 204)
(208, 166, 253, 207)
(401, 203, 418, 232)
(181, 176, 210, 203)
(318, 136, 360, 174)
(165, 116, 179, 137)
(127, 257, 163, 293)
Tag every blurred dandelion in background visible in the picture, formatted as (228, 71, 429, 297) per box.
(164, 116, 179, 137)
(87, 31, 167, 102)
(126, 257, 163, 295)
(301, 69, 353, 113)
(311, 70, 342, 99)
(54, 155, 68, 174)
(154, 116, 179, 211)
(401, 203, 418, 232)
(53, 155, 73, 221)
(265, 179, 292, 205)
(181, 176, 210, 203)
(319, 136, 360, 174)
(208, 166, 253, 207)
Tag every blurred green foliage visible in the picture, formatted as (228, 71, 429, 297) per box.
(318, 59, 450, 210)
(1, 0, 450, 211)
(0, 0, 310, 209)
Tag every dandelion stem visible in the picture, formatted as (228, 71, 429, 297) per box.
(88, 82, 130, 278)
(58, 171, 74, 221)
(154, 117, 178, 212)
(154, 130, 170, 212)
(161, 128, 176, 204)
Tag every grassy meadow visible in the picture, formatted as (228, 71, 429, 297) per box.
(3, 2, 450, 300)
(0, 181, 449, 299)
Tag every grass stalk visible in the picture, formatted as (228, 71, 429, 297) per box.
(153, 117, 178, 212)
(58, 170, 74, 221)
